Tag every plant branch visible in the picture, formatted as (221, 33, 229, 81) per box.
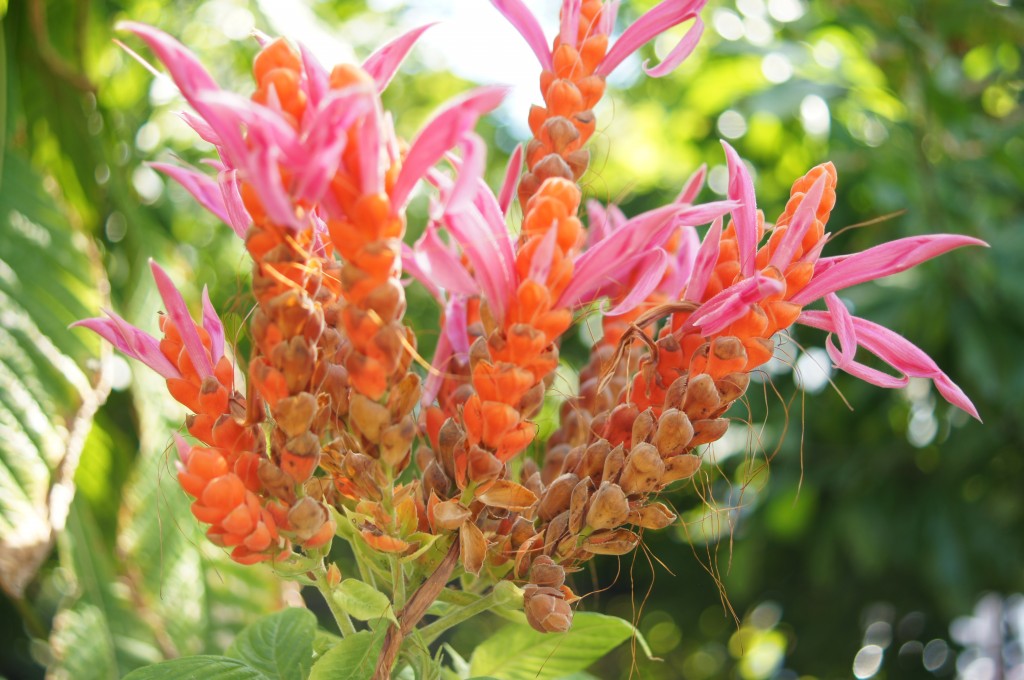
(314, 569, 356, 637)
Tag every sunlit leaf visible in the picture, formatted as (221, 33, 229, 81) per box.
(226, 608, 317, 680)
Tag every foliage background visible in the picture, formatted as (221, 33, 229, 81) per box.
(1, 0, 1021, 678)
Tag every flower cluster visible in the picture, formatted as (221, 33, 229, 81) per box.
(75, 1, 982, 675)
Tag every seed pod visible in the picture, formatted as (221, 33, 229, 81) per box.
(523, 470, 544, 500)
(663, 375, 689, 411)
(542, 116, 580, 152)
(543, 511, 570, 555)
(387, 373, 421, 420)
(631, 408, 656, 449)
(319, 364, 349, 416)
(521, 457, 540, 482)
(601, 445, 625, 485)
(380, 415, 416, 469)
(287, 497, 328, 542)
(523, 585, 573, 633)
(604, 403, 639, 447)
(281, 431, 320, 483)
(509, 516, 536, 550)
(582, 528, 639, 556)
(661, 454, 701, 485)
(421, 460, 451, 501)
(683, 374, 720, 420)
(690, 418, 730, 446)
(349, 393, 390, 444)
(467, 446, 503, 487)
(437, 418, 462, 479)
(529, 555, 566, 589)
(559, 446, 584, 477)
(542, 444, 570, 485)
(629, 502, 677, 530)
(273, 392, 317, 437)
(519, 382, 546, 419)
(568, 478, 592, 535)
(653, 408, 694, 458)
(538, 473, 578, 521)
(576, 440, 610, 482)
(460, 519, 487, 576)
(716, 371, 750, 404)
(477, 480, 538, 511)
(274, 336, 315, 393)
(586, 481, 629, 530)
(618, 443, 665, 496)
(257, 458, 297, 503)
(414, 446, 435, 475)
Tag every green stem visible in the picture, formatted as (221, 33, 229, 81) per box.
(12, 596, 47, 639)
(434, 588, 481, 607)
(315, 569, 356, 637)
(418, 588, 505, 646)
(390, 555, 406, 610)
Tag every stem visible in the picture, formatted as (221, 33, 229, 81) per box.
(390, 555, 406, 610)
(11, 596, 47, 639)
(418, 588, 505, 646)
(314, 569, 356, 637)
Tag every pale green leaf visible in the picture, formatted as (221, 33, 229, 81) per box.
(334, 579, 397, 624)
(308, 630, 385, 680)
(122, 656, 270, 680)
(468, 613, 636, 680)
(226, 608, 317, 680)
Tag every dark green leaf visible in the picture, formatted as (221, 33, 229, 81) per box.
(226, 608, 317, 680)
(308, 630, 385, 680)
(122, 655, 270, 680)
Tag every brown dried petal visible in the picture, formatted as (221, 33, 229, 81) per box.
(629, 502, 677, 530)
(582, 528, 639, 556)
(663, 375, 689, 411)
(379, 416, 416, 469)
(432, 499, 471, 531)
(461, 519, 487, 576)
(529, 555, 565, 589)
(716, 371, 751, 404)
(387, 372, 421, 420)
(467, 446, 503, 487)
(689, 418, 730, 446)
(288, 497, 328, 542)
(568, 478, 592, 535)
(576, 440, 610, 481)
(477, 480, 538, 511)
(601, 445, 625, 485)
(523, 585, 573, 633)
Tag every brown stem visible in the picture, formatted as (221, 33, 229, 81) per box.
(373, 536, 461, 680)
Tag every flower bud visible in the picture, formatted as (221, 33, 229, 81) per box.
(380, 415, 416, 469)
(387, 372, 421, 420)
(716, 371, 751, 404)
(568, 478, 592, 535)
(661, 454, 701, 485)
(663, 375, 688, 411)
(690, 418, 730, 446)
(601, 445, 625, 485)
(349, 393, 390, 444)
(576, 440, 610, 480)
(288, 497, 328, 542)
(629, 502, 677, 530)
(586, 482, 629, 530)
(683, 374, 720, 421)
(582, 528, 639, 556)
(631, 408, 656, 449)
(529, 555, 566, 589)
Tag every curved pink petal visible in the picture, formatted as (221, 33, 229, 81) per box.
(769, 173, 827, 271)
(660, 225, 701, 298)
(414, 225, 479, 297)
(201, 286, 225, 365)
(151, 162, 230, 226)
(676, 163, 707, 205)
(448, 133, 487, 214)
(401, 243, 441, 301)
(721, 140, 758, 277)
(586, 199, 611, 246)
(218, 170, 251, 238)
(527, 221, 560, 285)
(606, 249, 670, 315)
(498, 144, 523, 216)
(150, 260, 213, 379)
(362, 23, 436, 93)
(596, 0, 707, 77)
(443, 209, 516, 321)
(688, 273, 785, 336)
(642, 16, 704, 78)
(823, 292, 855, 367)
(791, 234, 988, 306)
(560, 0, 583, 49)
(798, 310, 979, 419)
(390, 86, 509, 209)
(71, 311, 180, 379)
(299, 43, 329, 107)
(684, 217, 722, 302)
(489, 0, 554, 70)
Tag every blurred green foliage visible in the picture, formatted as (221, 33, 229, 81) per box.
(0, 0, 1020, 678)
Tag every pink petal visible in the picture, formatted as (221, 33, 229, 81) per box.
(299, 43, 329, 107)
(443, 209, 516, 321)
(218, 170, 251, 238)
(586, 199, 611, 246)
(560, 0, 583, 49)
(444, 295, 471, 356)
(448, 133, 487, 214)
(598, 0, 621, 35)
(390, 86, 509, 209)
(201, 286, 226, 365)
(489, 0, 554, 70)
(791, 234, 988, 306)
(471, 178, 518, 279)
(414, 225, 479, 297)
(527, 221, 560, 285)
(768, 173, 827, 271)
(660, 225, 700, 298)
(70, 312, 180, 379)
(362, 23, 436, 93)
(172, 433, 191, 467)
(721, 140, 758, 277)
(823, 292, 855, 366)
(149, 260, 213, 379)
(177, 110, 221, 147)
(606, 249, 670, 315)
(684, 217, 722, 302)
(676, 163, 707, 205)
(596, 0, 707, 77)
(687, 273, 785, 336)
(498, 144, 524, 216)
(422, 298, 463, 407)
(294, 85, 374, 203)
(642, 16, 704, 78)
(798, 311, 980, 419)
(151, 162, 231, 226)
(401, 243, 441, 301)
(358, 106, 384, 196)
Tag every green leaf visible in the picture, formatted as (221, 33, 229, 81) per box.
(226, 608, 317, 680)
(334, 579, 397, 624)
(312, 630, 341, 659)
(468, 613, 636, 680)
(122, 656, 270, 680)
(308, 630, 385, 680)
(0, 150, 107, 598)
